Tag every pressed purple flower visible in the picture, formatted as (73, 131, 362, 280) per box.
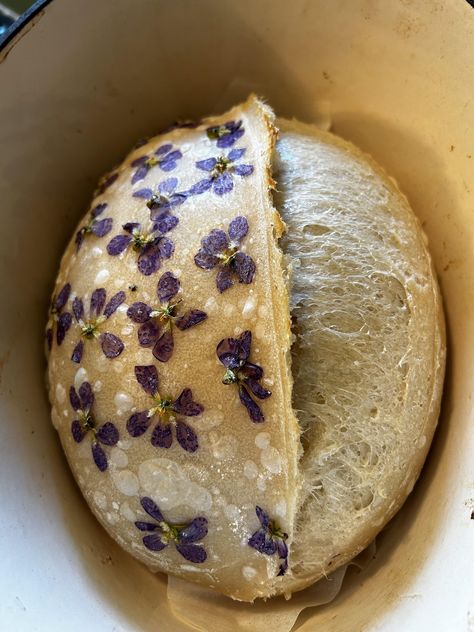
(75, 203, 113, 252)
(69, 381, 119, 472)
(127, 271, 207, 362)
(127, 365, 203, 453)
(248, 506, 288, 576)
(45, 282, 73, 351)
(131, 144, 183, 184)
(107, 219, 176, 276)
(132, 177, 189, 221)
(189, 147, 253, 197)
(216, 330, 271, 423)
(70, 288, 125, 363)
(94, 171, 119, 197)
(135, 497, 208, 563)
(194, 216, 256, 293)
(206, 119, 244, 148)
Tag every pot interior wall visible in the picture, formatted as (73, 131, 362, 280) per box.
(0, 1, 472, 630)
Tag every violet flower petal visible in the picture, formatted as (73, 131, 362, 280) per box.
(151, 422, 173, 449)
(96, 422, 119, 446)
(213, 172, 233, 196)
(276, 539, 288, 560)
(228, 147, 246, 161)
(157, 236, 174, 260)
(155, 143, 172, 156)
(90, 203, 108, 219)
(127, 410, 152, 437)
(202, 229, 228, 255)
(160, 150, 182, 171)
(173, 389, 203, 417)
(152, 330, 174, 363)
(154, 214, 179, 234)
(138, 321, 159, 347)
(239, 385, 264, 423)
(90, 288, 106, 317)
(248, 530, 277, 555)
(141, 497, 166, 522)
(56, 312, 72, 345)
(107, 234, 132, 256)
(246, 378, 272, 400)
(127, 301, 152, 324)
(238, 330, 252, 360)
(196, 157, 217, 172)
(239, 362, 263, 380)
(91, 217, 113, 237)
(278, 558, 289, 576)
(158, 177, 178, 195)
(233, 164, 254, 177)
(134, 521, 158, 532)
(69, 386, 81, 411)
(71, 420, 86, 443)
(143, 534, 167, 551)
(123, 222, 141, 234)
(72, 297, 84, 322)
(75, 230, 85, 252)
(100, 332, 124, 358)
(234, 252, 256, 285)
(175, 421, 198, 453)
(133, 187, 153, 199)
(194, 249, 219, 270)
(157, 271, 180, 303)
(175, 544, 207, 564)
(188, 178, 212, 195)
(216, 337, 242, 370)
(55, 283, 71, 311)
(91, 442, 108, 472)
(71, 340, 84, 363)
(216, 267, 233, 293)
(131, 164, 149, 185)
(134, 365, 159, 396)
(79, 381, 94, 411)
(138, 246, 161, 276)
(178, 517, 208, 543)
(255, 506, 270, 529)
(103, 291, 126, 319)
(175, 310, 207, 331)
(228, 216, 249, 242)
(131, 156, 148, 168)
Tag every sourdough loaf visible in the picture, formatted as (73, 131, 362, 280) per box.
(46, 96, 445, 601)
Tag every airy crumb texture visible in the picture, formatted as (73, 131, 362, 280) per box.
(46, 99, 445, 603)
(274, 118, 445, 594)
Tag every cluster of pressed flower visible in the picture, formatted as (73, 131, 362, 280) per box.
(47, 119, 286, 573)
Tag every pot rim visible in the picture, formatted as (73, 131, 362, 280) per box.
(0, 0, 52, 50)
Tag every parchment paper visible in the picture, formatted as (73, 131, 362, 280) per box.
(167, 541, 376, 632)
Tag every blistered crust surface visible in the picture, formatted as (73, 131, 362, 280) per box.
(46, 97, 300, 602)
(274, 118, 445, 593)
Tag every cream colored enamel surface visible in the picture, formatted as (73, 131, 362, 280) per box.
(0, 0, 473, 630)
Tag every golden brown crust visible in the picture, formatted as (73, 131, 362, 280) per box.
(47, 96, 300, 602)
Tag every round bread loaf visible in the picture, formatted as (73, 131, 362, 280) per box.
(45, 96, 445, 602)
